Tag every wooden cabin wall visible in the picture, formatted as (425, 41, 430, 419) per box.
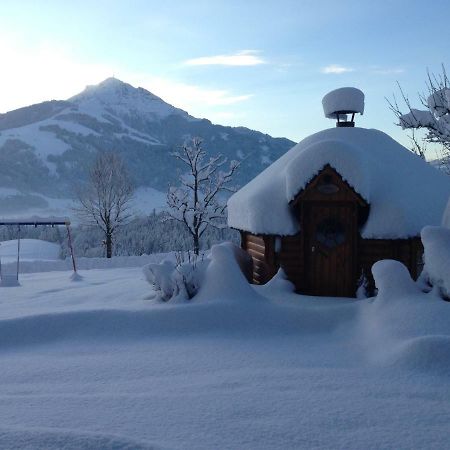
(241, 232, 278, 284)
(242, 231, 423, 296)
(278, 234, 303, 291)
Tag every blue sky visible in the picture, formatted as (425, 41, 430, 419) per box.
(1, 0, 449, 149)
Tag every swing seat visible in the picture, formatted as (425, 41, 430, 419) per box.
(0, 274, 20, 287)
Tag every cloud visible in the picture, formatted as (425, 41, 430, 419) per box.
(321, 64, 354, 74)
(135, 76, 253, 107)
(131, 74, 252, 107)
(184, 50, 266, 66)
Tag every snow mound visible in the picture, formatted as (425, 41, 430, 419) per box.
(259, 268, 296, 295)
(384, 335, 450, 373)
(421, 226, 450, 297)
(0, 300, 349, 351)
(0, 239, 60, 263)
(360, 262, 450, 372)
(0, 428, 158, 450)
(195, 243, 263, 303)
(322, 87, 364, 119)
(228, 127, 450, 237)
(372, 259, 419, 298)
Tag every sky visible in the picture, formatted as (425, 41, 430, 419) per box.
(1, 0, 449, 151)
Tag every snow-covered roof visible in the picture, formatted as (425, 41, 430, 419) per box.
(228, 127, 450, 238)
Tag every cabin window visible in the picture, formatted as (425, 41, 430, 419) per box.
(317, 175, 339, 194)
(316, 218, 345, 248)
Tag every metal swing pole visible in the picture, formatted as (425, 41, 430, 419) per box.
(16, 225, 21, 282)
(66, 223, 77, 274)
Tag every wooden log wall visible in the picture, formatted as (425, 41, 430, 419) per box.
(278, 234, 303, 291)
(241, 231, 423, 296)
(241, 233, 278, 284)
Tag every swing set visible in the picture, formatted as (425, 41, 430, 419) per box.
(0, 217, 77, 285)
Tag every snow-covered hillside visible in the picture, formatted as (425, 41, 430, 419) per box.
(1, 254, 450, 449)
(0, 78, 293, 218)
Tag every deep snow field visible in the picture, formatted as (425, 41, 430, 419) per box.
(1, 260, 450, 449)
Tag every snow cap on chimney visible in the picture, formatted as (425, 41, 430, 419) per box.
(322, 87, 364, 127)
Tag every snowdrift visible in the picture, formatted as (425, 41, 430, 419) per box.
(0, 428, 157, 450)
(0, 296, 358, 352)
(0, 244, 357, 352)
(360, 259, 450, 373)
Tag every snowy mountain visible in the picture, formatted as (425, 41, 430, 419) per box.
(0, 78, 294, 217)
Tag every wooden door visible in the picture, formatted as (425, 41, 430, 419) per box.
(304, 202, 356, 297)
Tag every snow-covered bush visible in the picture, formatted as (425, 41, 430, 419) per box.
(143, 252, 208, 302)
(143, 242, 252, 303)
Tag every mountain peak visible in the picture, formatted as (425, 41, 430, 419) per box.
(69, 77, 190, 119)
(99, 76, 127, 87)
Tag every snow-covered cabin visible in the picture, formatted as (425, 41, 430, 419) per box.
(228, 88, 450, 297)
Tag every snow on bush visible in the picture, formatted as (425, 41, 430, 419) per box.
(421, 226, 450, 298)
(143, 242, 253, 303)
(399, 109, 435, 129)
(143, 253, 208, 303)
(322, 87, 364, 119)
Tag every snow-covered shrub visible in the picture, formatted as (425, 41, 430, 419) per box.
(143, 242, 252, 303)
(421, 226, 450, 299)
(143, 253, 208, 302)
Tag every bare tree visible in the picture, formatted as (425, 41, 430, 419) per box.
(166, 138, 239, 255)
(75, 152, 134, 258)
(387, 65, 450, 171)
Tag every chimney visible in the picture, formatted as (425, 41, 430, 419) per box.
(322, 87, 365, 128)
